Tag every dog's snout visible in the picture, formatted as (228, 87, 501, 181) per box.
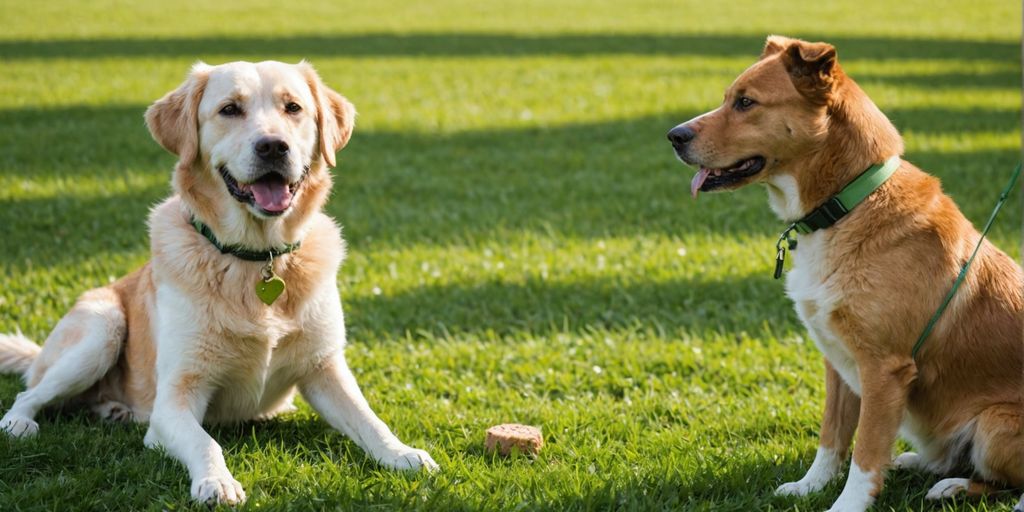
(667, 125, 696, 147)
(254, 137, 290, 161)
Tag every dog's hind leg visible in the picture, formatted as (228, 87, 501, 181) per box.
(0, 288, 125, 437)
(92, 400, 134, 423)
(939, 404, 1024, 506)
(925, 478, 1000, 500)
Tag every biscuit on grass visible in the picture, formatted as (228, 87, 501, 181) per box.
(485, 424, 543, 456)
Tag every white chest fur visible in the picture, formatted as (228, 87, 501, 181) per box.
(766, 175, 862, 395)
(154, 278, 344, 424)
(785, 230, 862, 395)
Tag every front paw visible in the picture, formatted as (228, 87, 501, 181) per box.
(776, 478, 825, 497)
(191, 474, 246, 505)
(0, 413, 39, 438)
(376, 445, 440, 472)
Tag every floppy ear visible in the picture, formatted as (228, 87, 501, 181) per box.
(760, 35, 790, 59)
(145, 62, 211, 166)
(300, 62, 356, 168)
(779, 40, 838, 101)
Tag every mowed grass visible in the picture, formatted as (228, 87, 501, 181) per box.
(0, 0, 1021, 510)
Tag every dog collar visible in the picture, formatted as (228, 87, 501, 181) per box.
(191, 218, 301, 262)
(773, 155, 900, 279)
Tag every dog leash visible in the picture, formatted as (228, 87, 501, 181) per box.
(911, 162, 1022, 360)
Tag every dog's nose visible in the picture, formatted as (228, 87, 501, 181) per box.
(254, 137, 290, 161)
(667, 125, 696, 147)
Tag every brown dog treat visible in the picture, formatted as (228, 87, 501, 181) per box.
(485, 423, 543, 456)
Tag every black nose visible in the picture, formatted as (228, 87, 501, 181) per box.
(667, 125, 696, 146)
(255, 137, 289, 161)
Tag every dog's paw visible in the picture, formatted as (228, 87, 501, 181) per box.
(925, 478, 969, 500)
(191, 474, 246, 505)
(824, 464, 875, 512)
(0, 413, 39, 438)
(775, 479, 824, 497)
(892, 451, 922, 470)
(93, 401, 134, 423)
(826, 504, 870, 512)
(376, 445, 440, 472)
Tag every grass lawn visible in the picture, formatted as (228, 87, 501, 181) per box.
(0, 0, 1021, 510)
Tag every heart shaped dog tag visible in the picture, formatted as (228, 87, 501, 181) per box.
(256, 275, 286, 305)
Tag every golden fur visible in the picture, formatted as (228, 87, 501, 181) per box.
(0, 60, 436, 505)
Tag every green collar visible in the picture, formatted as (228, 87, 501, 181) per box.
(774, 155, 900, 279)
(191, 218, 301, 262)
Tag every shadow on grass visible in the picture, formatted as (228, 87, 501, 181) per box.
(344, 272, 795, 341)
(0, 32, 1018, 63)
(0, 393, 1000, 511)
(1, 104, 1018, 270)
(856, 69, 1021, 90)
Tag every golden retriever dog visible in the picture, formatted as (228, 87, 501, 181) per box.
(667, 36, 1023, 511)
(0, 61, 438, 505)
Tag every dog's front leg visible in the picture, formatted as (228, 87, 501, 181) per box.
(145, 287, 245, 505)
(827, 357, 915, 512)
(777, 359, 860, 496)
(300, 350, 439, 472)
(144, 373, 245, 505)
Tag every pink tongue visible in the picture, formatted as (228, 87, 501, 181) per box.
(690, 168, 711, 199)
(250, 178, 292, 212)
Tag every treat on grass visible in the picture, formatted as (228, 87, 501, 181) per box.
(485, 423, 543, 456)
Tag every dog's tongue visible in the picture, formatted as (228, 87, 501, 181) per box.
(250, 176, 292, 213)
(690, 168, 711, 199)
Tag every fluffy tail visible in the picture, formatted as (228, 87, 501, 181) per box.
(0, 330, 41, 376)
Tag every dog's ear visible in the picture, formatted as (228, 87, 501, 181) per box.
(145, 62, 211, 166)
(300, 62, 356, 168)
(760, 35, 790, 59)
(779, 40, 838, 102)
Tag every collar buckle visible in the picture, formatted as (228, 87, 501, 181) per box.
(799, 197, 850, 233)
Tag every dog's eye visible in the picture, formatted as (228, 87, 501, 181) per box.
(285, 102, 302, 114)
(219, 104, 242, 117)
(734, 96, 756, 111)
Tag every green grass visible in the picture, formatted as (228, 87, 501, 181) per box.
(0, 0, 1020, 510)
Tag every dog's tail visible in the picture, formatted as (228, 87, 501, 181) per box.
(0, 330, 41, 376)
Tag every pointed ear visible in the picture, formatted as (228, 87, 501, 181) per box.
(760, 35, 790, 59)
(145, 62, 211, 166)
(780, 40, 838, 101)
(300, 62, 356, 168)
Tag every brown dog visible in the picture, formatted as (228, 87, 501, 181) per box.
(668, 36, 1024, 511)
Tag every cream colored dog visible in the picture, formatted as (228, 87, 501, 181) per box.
(0, 61, 438, 505)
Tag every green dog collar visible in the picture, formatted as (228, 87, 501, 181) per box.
(191, 218, 301, 262)
(773, 156, 900, 279)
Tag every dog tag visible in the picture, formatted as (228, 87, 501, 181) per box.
(773, 248, 786, 280)
(256, 275, 286, 305)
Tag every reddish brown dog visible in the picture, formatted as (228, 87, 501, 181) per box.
(668, 36, 1024, 512)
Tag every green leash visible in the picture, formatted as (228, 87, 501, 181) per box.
(911, 162, 1023, 360)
